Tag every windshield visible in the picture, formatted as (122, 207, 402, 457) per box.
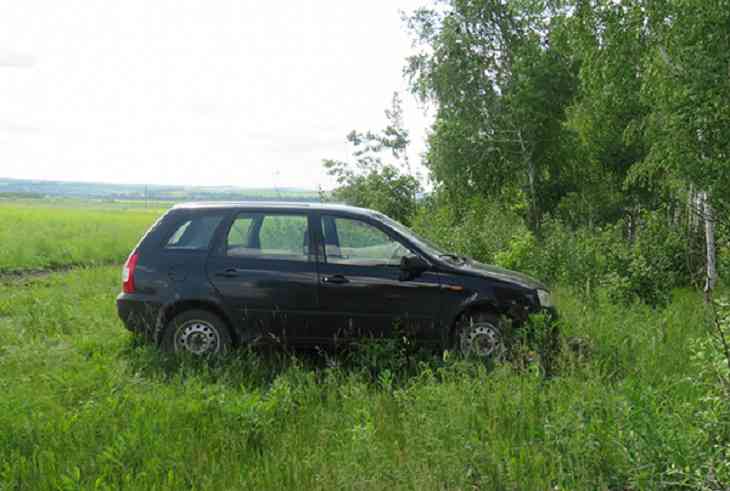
(376, 214, 449, 259)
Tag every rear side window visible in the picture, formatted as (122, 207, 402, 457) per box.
(225, 213, 310, 261)
(165, 214, 224, 251)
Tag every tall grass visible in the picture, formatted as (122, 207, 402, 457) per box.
(1, 267, 728, 489)
(0, 203, 163, 272)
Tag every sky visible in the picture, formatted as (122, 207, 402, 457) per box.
(0, 0, 432, 190)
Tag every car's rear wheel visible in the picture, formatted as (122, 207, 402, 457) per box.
(162, 309, 232, 355)
(454, 312, 506, 361)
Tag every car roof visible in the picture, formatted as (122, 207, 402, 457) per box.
(171, 201, 380, 217)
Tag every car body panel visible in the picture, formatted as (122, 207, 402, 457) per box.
(308, 209, 443, 343)
(451, 260, 547, 290)
(314, 264, 443, 343)
(205, 256, 320, 344)
(203, 209, 321, 344)
(116, 201, 554, 349)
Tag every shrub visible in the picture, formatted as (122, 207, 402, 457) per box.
(495, 210, 689, 306)
(411, 196, 528, 263)
(682, 299, 730, 487)
(495, 218, 605, 297)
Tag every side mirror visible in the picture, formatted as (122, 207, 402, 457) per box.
(400, 254, 429, 279)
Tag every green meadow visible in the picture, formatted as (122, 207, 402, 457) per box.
(0, 202, 162, 272)
(0, 201, 728, 489)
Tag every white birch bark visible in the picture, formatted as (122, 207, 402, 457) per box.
(687, 183, 697, 233)
(701, 191, 718, 302)
(516, 129, 537, 230)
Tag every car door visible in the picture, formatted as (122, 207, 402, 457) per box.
(313, 213, 442, 344)
(206, 210, 320, 344)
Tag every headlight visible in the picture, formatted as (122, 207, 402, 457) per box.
(537, 289, 553, 308)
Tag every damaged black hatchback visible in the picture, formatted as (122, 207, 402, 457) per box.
(117, 202, 556, 357)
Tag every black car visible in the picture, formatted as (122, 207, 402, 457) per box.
(117, 202, 555, 357)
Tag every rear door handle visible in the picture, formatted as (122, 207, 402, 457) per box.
(216, 268, 239, 278)
(322, 274, 348, 284)
(168, 266, 186, 281)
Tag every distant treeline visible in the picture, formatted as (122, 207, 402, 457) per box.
(0, 178, 320, 202)
(0, 192, 45, 200)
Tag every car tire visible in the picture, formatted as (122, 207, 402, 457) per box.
(161, 309, 232, 355)
(454, 311, 506, 361)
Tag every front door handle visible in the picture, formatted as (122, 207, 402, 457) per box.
(216, 268, 239, 278)
(322, 274, 348, 284)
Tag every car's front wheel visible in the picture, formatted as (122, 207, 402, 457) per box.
(454, 312, 506, 361)
(162, 309, 232, 355)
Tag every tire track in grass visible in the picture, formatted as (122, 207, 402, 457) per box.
(0, 260, 122, 284)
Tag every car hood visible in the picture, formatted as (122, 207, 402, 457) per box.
(452, 259, 547, 290)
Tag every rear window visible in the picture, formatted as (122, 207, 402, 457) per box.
(225, 213, 310, 261)
(165, 214, 224, 251)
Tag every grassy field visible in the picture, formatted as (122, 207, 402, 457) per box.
(0, 202, 163, 272)
(0, 266, 728, 489)
(0, 200, 728, 489)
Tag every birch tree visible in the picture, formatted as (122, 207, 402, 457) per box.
(641, 0, 730, 300)
(404, 0, 577, 232)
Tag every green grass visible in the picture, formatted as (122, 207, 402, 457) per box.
(1, 266, 728, 489)
(0, 202, 164, 272)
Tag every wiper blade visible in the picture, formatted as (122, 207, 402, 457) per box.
(439, 253, 466, 263)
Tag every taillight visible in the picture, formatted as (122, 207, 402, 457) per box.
(122, 251, 139, 293)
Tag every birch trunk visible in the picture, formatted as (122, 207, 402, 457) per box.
(527, 158, 536, 230)
(701, 191, 718, 303)
(517, 129, 538, 233)
(687, 183, 696, 233)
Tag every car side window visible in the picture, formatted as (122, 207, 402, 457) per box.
(227, 216, 255, 248)
(165, 215, 224, 250)
(226, 213, 310, 261)
(322, 216, 410, 266)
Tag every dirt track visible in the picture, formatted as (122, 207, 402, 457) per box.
(0, 261, 121, 284)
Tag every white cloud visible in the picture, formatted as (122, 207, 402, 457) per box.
(0, 0, 431, 190)
(0, 50, 36, 68)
